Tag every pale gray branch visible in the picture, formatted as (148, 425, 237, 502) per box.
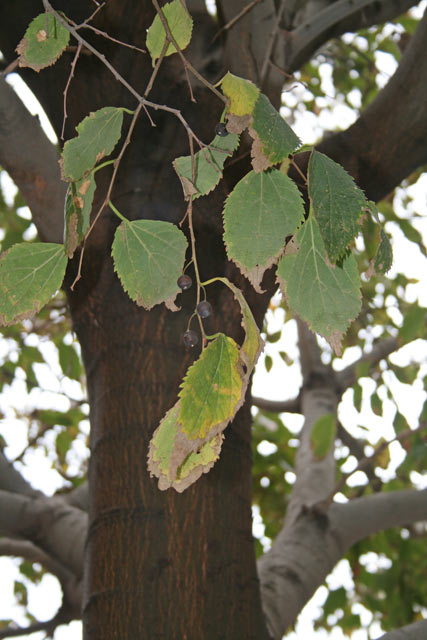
(336, 337, 399, 393)
(251, 395, 301, 413)
(0, 489, 86, 577)
(281, 0, 418, 73)
(375, 620, 427, 640)
(0, 78, 66, 243)
(0, 451, 40, 497)
(258, 488, 427, 639)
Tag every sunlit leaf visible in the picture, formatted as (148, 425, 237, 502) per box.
(16, 13, 70, 71)
(112, 218, 188, 311)
(179, 334, 244, 441)
(0, 243, 67, 326)
(223, 169, 304, 292)
(221, 72, 260, 116)
(61, 107, 124, 181)
(146, 0, 193, 64)
(276, 215, 361, 355)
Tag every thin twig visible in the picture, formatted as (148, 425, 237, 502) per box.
(61, 41, 82, 139)
(260, 0, 287, 85)
(212, 0, 263, 43)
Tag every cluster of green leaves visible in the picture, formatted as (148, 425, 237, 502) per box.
(1, 1, 395, 491)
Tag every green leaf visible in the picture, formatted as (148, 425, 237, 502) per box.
(16, 13, 70, 71)
(146, 0, 193, 64)
(147, 402, 224, 492)
(111, 219, 188, 311)
(373, 227, 393, 275)
(223, 169, 304, 292)
(400, 307, 427, 342)
(308, 150, 367, 262)
(179, 334, 244, 441)
(221, 72, 260, 116)
(250, 94, 301, 168)
(61, 107, 124, 181)
(64, 174, 96, 258)
(265, 354, 273, 372)
(58, 342, 82, 380)
(0, 243, 67, 326)
(173, 133, 239, 200)
(276, 215, 361, 355)
(211, 277, 264, 372)
(363, 202, 393, 276)
(310, 413, 336, 459)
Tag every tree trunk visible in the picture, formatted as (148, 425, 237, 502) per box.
(0, 2, 273, 638)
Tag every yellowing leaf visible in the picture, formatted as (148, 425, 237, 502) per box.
(179, 334, 244, 441)
(221, 72, 260, 116)
(16, 13, 70, 71)
(64, 174, 96, 258)
(146, 0, 193, 64)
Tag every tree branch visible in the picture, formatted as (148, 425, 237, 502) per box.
(0, 451, 40, 497)
(258, 488, 427, 639)
(281, 0, 418, 73)
(0, 78, 66, 243)
(375, 619, 427, 640)
(336, 336, 399, 393)
(251, 394, 301, 413)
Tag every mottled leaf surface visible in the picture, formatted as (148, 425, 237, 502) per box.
(251, 94, 301, 164)
(308, 150, 366, 262)
(223, 169, 304, 291)
(16, 14, 70, 71)
(146, 0, 193, 64)
(64, 174, 96, 258)
(277, 215, 361, 354)
(62, 107, 124, 181)
(221, 72, 260, 116)
(179, 334, 243, 440)
(112, 219, 188, 310)
(0, 243, 67, 325)
(173, 133, 239, 199)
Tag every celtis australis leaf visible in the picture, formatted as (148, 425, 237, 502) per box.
(308, 150, 367, 262)
(276, 215, 361, 355)
(250, 94, 301, 165)
(179, 334, 243, 441)
(173, 133, 239, 200)
(221, 72, 260, 116)
(111, 218, 188, 311)
(223, 169, 304, 292)
(16, 13, 70, 71)
(146, 0, 193, 64)
(0, 243, 67, 325)
(64, 174, 96, 258)
(61, 107, 124, 182)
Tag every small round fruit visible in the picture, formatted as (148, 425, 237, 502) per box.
(215, 122, 229, 137)
(183, 330, 199, 347)
(197, 300, 213, 318)
(177, 274, 192, 290)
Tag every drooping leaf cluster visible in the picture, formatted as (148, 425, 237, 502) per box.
(3, 2, 392, 494)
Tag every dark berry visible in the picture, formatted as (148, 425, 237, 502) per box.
(215, 122, 229, 137)
(183, 330, 199, 347)
(177, 274, 192, 290)
(197, 300, 212, 318)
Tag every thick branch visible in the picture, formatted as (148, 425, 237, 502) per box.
(0, 78, 66, 243)
(316, 6, 427, 201)
(258, 489, 427, 639)
(0, 490, 86, 577)
(0, 451, 40, 497)
(251, 394, 301, 413)
(282, 0, 418, 73)
(376, 620, 427, 640)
